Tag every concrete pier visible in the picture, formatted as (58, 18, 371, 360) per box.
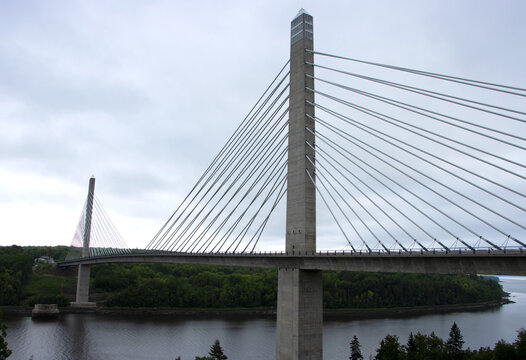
(31, 304, 60, 318)
(71, 263, 95, 307)
(277, 268, 323, 360)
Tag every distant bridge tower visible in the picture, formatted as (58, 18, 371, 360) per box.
(71, 177, 96, 307)
(276, 9, 322, 360)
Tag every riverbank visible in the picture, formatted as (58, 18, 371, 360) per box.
(324, 298, 512, 319)
(2, 298, 511, 319)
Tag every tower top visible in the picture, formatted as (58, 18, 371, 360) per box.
(291, 9, 313, 45)
(293, 8, 311, 19)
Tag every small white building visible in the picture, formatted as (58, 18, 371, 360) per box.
(36, 256, 55, 264)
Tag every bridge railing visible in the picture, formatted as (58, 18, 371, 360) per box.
(61, 246, 525, 263)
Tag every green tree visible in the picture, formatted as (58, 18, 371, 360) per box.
(0, 309, 12, 360)
(446, 322, 464, 359)
(465, 347, 494, 360)
(375, 334, 405, 360)
(406, 332, 418, 360)
(493, 340, 517, 360)
(208, 339, 227, 360)
(513, 328, 526, 356)
(350, 335, 363, 360)
(411, 332, 445, 360)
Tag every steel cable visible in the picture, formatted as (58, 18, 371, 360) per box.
(308, 62, 526, 122)
(309, 85, 526, 170)
(147, 63, 290, 250)
(308, 76, 526, 145)
(307, 149, 408, 251)
(307, 49, 526, 95)
(158, 90, 289, 251)
(169, 103, 289, 252)
(312, 114, 509, 249)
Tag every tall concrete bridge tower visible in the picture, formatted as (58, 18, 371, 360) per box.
(276, 9, 322, 360)
(71, 177, 96, 307)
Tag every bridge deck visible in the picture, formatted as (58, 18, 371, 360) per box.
(58, 250, 526, 276)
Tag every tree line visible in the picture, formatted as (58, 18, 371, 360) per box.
(351, 323, 526, 360)
(0, 246, 34, 305)
(323, 271, 503, 308)
(92, 263, 504, 309)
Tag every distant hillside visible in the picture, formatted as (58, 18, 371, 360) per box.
(94, 263, 505, 309)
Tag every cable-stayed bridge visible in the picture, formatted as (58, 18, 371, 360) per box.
(58, 9, 526, 360)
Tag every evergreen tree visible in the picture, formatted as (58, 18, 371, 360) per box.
(406, 332, 417, 360)
(375, 334, 405, 360)
(446, 322, 464, 359)
(513, 328, 526, 356)
(350, 335, 363, 360)
(0, 310, 11, 360)
(208, 339, 228, 360)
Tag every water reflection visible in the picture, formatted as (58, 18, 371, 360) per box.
(62, 313, 88, 359)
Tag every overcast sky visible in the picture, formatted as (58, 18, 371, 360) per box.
(1, 0, 525, 250)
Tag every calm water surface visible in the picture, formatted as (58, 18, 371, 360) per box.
(4, 277, 526, 360)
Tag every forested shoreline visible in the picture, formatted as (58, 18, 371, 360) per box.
(0, 245, 505, 310)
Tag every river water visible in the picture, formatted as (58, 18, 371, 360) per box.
(4, 277, 526, 360)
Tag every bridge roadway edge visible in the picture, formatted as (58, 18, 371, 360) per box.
(58, 252, 526, 276)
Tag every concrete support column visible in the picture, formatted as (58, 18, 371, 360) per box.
(75, 264, 91, 303)
(277, 9, 322, 360)
(276, 268, 323, 360)
(72, 177, 96, 307)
